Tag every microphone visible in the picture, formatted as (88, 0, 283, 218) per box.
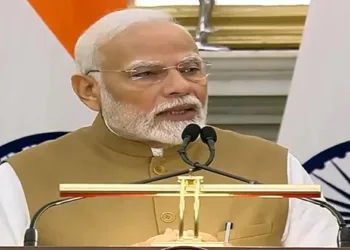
(180, 123, 201, 151)
(200, 126, 217, 150)
(178, 123, 202, 168)
(200, 126, 217, 166)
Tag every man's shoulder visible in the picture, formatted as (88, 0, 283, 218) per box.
(6, 127, 90, 163)
(212, 126, 287, 151)
(205, 126, 289, 183)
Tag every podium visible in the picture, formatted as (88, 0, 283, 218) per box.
(55, 176, 321, 248)
(17, 174, 333, 248)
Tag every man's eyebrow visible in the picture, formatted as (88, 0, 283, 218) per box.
(180, 54, 203, 62)
(125, 60, 162, 70)
(124, 54, 202, 70)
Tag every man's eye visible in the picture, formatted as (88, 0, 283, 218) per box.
(131, 71, 156, 78)
(180, 67, 200, 74)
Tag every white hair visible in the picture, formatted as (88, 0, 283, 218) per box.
(74, 8, 174, 76)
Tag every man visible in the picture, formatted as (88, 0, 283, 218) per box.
(0, 8, 338, 247)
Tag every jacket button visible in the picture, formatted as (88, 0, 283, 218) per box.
(153, 165, 166, 175)
(160, 212, 176, 223)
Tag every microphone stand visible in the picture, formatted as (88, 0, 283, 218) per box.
(178, 138, 350, 248)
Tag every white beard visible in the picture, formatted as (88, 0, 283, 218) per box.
(99, 84, 207, 145)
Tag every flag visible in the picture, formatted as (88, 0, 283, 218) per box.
(278, 0, 350, 224)
(0, 0, 127, 162)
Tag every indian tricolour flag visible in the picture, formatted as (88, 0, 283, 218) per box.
(278, 0, 350, 224)
(0, 0, 127, 163)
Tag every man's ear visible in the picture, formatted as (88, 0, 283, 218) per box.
(71, 73, 100, 111)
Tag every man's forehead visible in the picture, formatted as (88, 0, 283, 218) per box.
(98, 21, 198, 67)
(124, 53, 202, 69)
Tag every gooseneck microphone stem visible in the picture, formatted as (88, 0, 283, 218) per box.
(194, 162, 259, 184)
(24, 197, 83, 246)
(204, 143, 215, 166)
(180, 127, 350, 248)
(299, 197, 346, 227)
(29, 197, 82, 229)
(177, 150, 259, 184)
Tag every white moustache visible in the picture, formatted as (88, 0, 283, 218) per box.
(152, 96, 203, 115)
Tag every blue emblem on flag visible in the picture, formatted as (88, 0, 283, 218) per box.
(0, 132, 68, 164)
(303, 141, 350, 225)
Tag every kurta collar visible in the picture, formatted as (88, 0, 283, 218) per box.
(88, 113, 198, 158)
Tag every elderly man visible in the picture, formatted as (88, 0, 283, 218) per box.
(0, 8, 338, 247)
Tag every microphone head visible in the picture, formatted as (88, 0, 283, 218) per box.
(200, 126, 217, 143)
(181, 124, 201, 142)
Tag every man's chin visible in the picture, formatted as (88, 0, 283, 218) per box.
(139, 125, 188, 146)
(126, 117, 205, 146)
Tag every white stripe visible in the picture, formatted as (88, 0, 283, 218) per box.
(0, 0, 94, 146)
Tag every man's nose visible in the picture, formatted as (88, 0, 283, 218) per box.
(162, 69, 191, 97)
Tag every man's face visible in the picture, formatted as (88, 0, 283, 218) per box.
(96, 21, 208, 146)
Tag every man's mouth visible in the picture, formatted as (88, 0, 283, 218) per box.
(156, 105, 198, 121)
(157, 104, 197, 115)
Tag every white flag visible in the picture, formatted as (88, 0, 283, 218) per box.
(278, 0, 350, 224)
(0, 0, 127, 163)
